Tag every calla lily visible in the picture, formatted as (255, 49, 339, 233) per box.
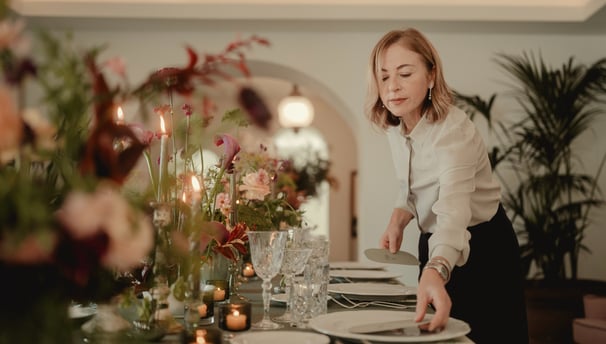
(214, 133, 240, 170)
(199, 221, 248, 261)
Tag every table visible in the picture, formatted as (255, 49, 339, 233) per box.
(162, 276, 473, 344)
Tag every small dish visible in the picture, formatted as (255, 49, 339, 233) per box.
(231, 330, 330, 344)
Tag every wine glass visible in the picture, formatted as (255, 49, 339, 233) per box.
(247, 230, 287, 330)
(273, 248, 312, 323)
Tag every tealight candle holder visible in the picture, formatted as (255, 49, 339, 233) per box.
(197, 287, 216, 326)
(241, 262, 255, 278)
(217, 302, 251, 332)
(182, 328, 223, 344)
(205, 279, 229, 302)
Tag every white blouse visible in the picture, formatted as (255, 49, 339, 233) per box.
(386, 106, 501, 268)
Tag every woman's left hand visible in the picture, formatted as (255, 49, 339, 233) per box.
(414, 268, 452, 332)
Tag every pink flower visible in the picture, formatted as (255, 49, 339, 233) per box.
(239, 168, 271, 201)
(215, 192, 232, 218)
(214, 133, 240, 170)
(0, 85, 23, 164)
(128, 123, 156, 145)
(102, 56, 126, 78)
(181, 103, 193, 117)
(56, 185, 154, 272)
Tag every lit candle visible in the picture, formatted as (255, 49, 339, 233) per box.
(191, 175, 202, 210)
(157, 115, 169, 202)
(213, 287, 226, 302)
(197, 303, 207, 318)
(242, 263, 255, 277)
(225, 310, 247, 331)
(116, 106, 125, 125)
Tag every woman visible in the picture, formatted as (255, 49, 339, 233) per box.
(365, 28, 528, 343)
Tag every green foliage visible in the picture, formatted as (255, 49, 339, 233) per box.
(456, 52, 606, 281)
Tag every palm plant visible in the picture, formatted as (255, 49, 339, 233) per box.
(456, 52, 606, 281)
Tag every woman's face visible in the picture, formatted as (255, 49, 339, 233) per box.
(378, 43, 434, 119)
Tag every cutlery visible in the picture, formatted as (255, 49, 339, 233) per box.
(348, 319, 430, 334)
(364, 248, 419, 266)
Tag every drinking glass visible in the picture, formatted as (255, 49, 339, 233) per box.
(247, 230, 287, 330)
(273, 248, 312, 323)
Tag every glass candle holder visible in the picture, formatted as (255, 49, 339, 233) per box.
(241, 262, 255, 278)
(182, 328, 223, 344)
(196, 285, 215, 325)
(217, 302, 252, 332)
(205, 280, 229, 302)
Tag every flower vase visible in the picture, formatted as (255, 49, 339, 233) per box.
(227, 251, 248, 302)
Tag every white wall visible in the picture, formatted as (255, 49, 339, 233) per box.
(30, 12, 606, 286)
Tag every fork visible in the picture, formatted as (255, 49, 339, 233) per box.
(331, 295, 415, 310)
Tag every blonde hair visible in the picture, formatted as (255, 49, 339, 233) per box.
(365, 28, 453, 130)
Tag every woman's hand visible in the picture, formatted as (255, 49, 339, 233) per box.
(380, 208, 413, 253)
(415, 268, 452, 332)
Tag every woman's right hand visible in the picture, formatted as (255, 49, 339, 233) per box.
(380, 208, 413, 253)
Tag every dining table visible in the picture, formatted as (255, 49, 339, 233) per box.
(155, 266, 474, 344)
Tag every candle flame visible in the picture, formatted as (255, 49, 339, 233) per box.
(116, 106, 124, 123)
(182, 192, 187, 204)
(191, 175, 201, 192)
(233, 310, 240, 317)
(160, 115, 166, 134)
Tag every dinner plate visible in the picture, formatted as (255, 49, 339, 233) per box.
(308, 310, 471, 343)
(328, 282, 416, 297)
(330, 261, 387, 270)
(231, 330, 330, 344)
(329, 269, 402, 280)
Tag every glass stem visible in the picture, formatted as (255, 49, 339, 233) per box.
(284, 273, 294, 315)
(262, 279, 272, 321)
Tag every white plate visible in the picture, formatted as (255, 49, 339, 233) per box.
(271, 293, 288, 303)
(68, 305, 96, 319)
(328, 282, 416, 297)
(330, 269, 402, 280)
(330, 261, 387, 270)
(308, 310, 471, 343)
(231, 330, 330, 344)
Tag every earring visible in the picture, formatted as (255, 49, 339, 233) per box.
(428, 87, 433, 101)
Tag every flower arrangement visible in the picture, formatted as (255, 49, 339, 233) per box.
(233, 144, 304, 231)
(0, 4, 271, 340)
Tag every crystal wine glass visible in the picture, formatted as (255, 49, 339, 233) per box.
(273, 248, 312, 323)
(247, 230, 287, 330)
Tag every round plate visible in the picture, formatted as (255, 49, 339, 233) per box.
(330, 261, 387, 270)
(231, 330, 330, 344)
(271, 293, 288, 303)
(328, 282, 416, 297)
(329, 269, 402, 280)
(308, 310, 470, 343)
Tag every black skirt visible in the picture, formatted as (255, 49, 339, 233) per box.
(418, 205, 529, 344)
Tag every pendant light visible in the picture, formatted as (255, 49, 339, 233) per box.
(278, 84, 314, 130)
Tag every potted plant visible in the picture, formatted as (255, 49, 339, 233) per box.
(456, 52, 606, 343)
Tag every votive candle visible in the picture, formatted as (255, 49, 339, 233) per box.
(218, 302, 251, 332)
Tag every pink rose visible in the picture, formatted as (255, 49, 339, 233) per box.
(239, 168, 271, 201)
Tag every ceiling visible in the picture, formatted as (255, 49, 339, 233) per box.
(10, 0, 606, 22)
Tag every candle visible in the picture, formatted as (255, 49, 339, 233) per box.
(225, 310, 247, 331)
(197, 303, 207, 318)
(242, 263, 255, 277)
(157, 115, 169, 202)
(191, 175, 202, 210)
(218, 302, 251, 332)
(213, 287, 226, 302)
(187, 328, 222, 344)
(229, 172, 238, 226)
(116, 106, 125, 125)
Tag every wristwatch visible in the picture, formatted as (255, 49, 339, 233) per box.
(423, 259, 450, 283)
